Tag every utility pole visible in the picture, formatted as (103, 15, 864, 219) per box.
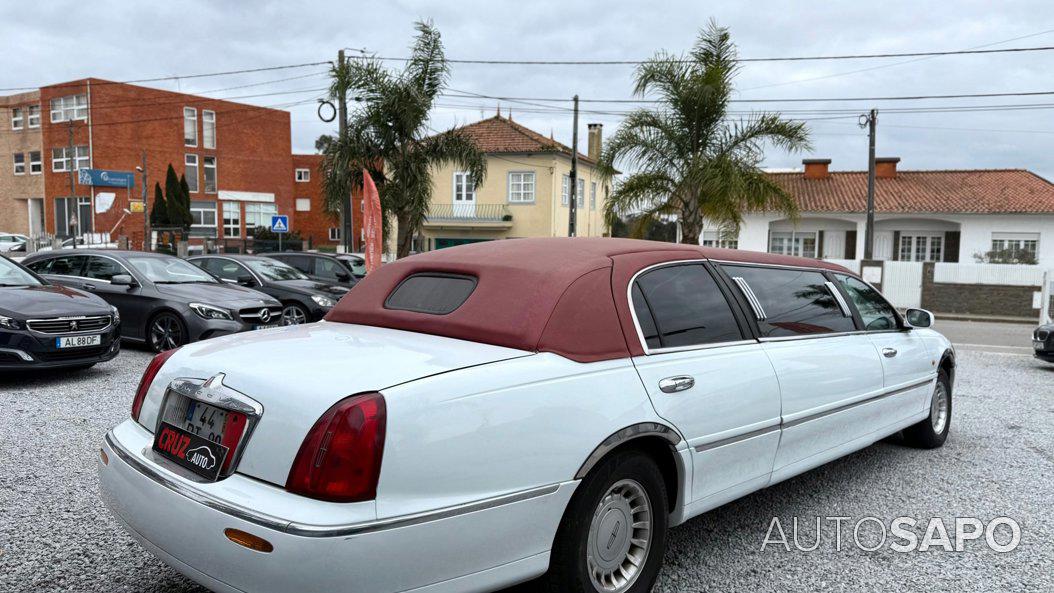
(860, 109, 877, 260)
(337, 49, 353, 254)
(568, 95, 579, 237)
(140, 151, 149, 251)
(66, 120, 78, 249)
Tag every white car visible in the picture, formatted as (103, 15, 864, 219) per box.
(0, 233, 28, 252)
(99, 238, 955, 593)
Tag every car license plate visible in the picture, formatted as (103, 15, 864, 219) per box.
(55, 334, 101, 348)
(153, 422, 230, 481)
(254, 324, 277, 330)
(1035, 340, 1046, 350)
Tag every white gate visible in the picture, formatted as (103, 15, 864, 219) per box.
(881, 261, 923, 309)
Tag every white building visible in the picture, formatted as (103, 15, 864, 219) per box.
(703, 158, 1054, 265)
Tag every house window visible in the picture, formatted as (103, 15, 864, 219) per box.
(51, 146, 89, 172)
(991, 233, 1039, 262)
(507, 171, 535, 203)
(561, 175, 570, 206)
(11, 107, 23, 130)
(222, 202, 241, 238)
(29, 151, 41, 174)
(576, 179, 585, 208)
(453, 171, 475, 203)
(190, 201, 218, 237)
(245, 202, 277, 235)
(329, 227, 341, 241)
(203, 156, 217, 193)
(702, 230, 738, 249)
(183, 107, 197, 146)
(54, 197, 93, 237)
(202, 110, 216, 149)
(295, 168, 311, 182)
(769, 231, 816, 258)
(185, 154, 199, 191)
(13, 153, 25, 175)
(295, 198, 311, 211)
(27, 105, 40, 128)
(50, 94, 87, 123)
(590, 181, 597, 210)
(898, 234, 943, 262)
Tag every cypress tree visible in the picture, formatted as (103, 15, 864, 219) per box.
(149, 182, 167, 226)
(178, 174, 193, 228)
(164, 165, 189, 229)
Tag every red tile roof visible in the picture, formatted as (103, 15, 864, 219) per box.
(769, 169, 1054, 214)
(451, 114, 595, 164)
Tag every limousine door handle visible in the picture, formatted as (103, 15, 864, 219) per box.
(659, 376, 695, 394)
(882, 348, 898, 358)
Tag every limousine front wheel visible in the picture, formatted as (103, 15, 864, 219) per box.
(904, 370, 952, 449)
(546, 450, 668, 593)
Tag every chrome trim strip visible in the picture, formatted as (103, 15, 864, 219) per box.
(26, 314, 113, 335)
(626, 258, 712, 356)
(713, 259, 839, 273)
(694, 424, 780, 453)
(575, 422, 683, 479)
(759, 330, 869, 343)
(783, 376, 935, 429)
(825, 281, 853, 318)
(0, 347, 34, 361)
(104, 431, 562, 538)
(643, 339, 757, 356)
(731, 276, 767, 320)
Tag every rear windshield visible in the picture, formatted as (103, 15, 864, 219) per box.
(384, 273, 476, 315)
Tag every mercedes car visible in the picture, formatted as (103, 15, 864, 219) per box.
(22, 250, 282, 352)
(99, 238, 955, 593)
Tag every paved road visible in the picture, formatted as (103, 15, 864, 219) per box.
(1, 329, 1051, 592)
(934, 319, 1038, 354)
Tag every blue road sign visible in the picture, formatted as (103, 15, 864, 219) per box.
(77, 168, 135, 188)
(271, 215, 289, 233)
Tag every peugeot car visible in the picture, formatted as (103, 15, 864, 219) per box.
(100, 238, 954, 593)
(22, 250, 282, 352)
(0, 254, 120, 370)
(1034, 323, 1053, 363)
(188, 254, 348, 325)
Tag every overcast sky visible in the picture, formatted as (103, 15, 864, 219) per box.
(5, 1, 1054, 178)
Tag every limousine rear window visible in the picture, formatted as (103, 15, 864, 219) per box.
(633, 264, 743, 349)
(723, 265, 856, 337)
(384, 273, 477, 315)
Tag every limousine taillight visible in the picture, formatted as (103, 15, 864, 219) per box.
(285, 392, 387, 502)
(132, 348, 180, 422)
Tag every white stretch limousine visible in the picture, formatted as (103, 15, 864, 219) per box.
(99, 238, 954, 593)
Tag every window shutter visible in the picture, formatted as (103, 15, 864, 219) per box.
(944, 231, 960, 263)
(892, 231, 901, 261)
(844, 230, 857, 259)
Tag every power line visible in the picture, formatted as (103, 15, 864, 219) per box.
(440, 89, 1054, 105)
(0, 61, 331, 93)
(356, 44, 1054, 66)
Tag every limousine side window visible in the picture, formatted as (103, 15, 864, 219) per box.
(632, 264, 742, 349)
(723, 265, 856, 337)
(837, 274, 899, 331)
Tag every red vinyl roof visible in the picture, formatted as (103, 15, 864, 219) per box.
(769, 169, 1054, 214)
(326, 238, 850, 362)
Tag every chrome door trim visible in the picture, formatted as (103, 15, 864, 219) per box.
(105, 431, 562, 538)
(658, 375, 695, 393)
(731, 276, 766, 321)
(825, 280, 853, 318)
(693, 423, 781, 453)
(575, 422, 683, 479)
(759, 330, 868, 343)
(782, 376, 935, 429)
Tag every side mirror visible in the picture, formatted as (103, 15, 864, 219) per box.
(111, 274, 137, 287)
(904, 308, 934, 329)
(236, 274, 256, 287)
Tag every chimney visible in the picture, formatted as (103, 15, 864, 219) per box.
(587, 123, 603, 161)
(876, 157, 900, 179)
(802, 158, 831, 179)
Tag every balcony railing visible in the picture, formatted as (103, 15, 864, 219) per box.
(425, 203, 513, 224)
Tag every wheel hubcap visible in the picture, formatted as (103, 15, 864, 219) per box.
(930, 382, 948, 433)
(587, 479, 651, 593)
(282, 306, 307, 325)
(151, 316, 181, 351)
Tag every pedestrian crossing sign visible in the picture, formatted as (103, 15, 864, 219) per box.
(271, 215, 289, 233)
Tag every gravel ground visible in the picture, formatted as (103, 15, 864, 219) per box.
(1, 346, 1051, 593)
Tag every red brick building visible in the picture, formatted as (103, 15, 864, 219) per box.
(291, 153, 363, 251)
(28, 78, 295, 249)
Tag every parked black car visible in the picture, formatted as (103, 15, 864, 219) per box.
(22, 250, 282, 352)
(0, 254, 120, 370)
(335, 253, 367, 278)
(188, 254, 348, 325)
(263, 252, 360, 287)
(1035, 324, 1054, 363)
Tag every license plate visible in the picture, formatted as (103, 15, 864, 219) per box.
(156, 396, 248, 480)
(1035, 341, 1046, 350)
(153, 422, 229, 481)
(254, 324, 277, 330)
(56, 334, 101, 348)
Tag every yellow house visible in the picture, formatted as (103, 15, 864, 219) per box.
(421, 113, 610, 250)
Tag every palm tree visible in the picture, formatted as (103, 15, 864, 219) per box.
(320, 21, 487, 258)
(598, 20, 811, 245)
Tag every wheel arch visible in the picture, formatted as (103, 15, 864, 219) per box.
(144, 306, 190, 347)
(574, 422, 685, 515)
(939, 347, 955, 388)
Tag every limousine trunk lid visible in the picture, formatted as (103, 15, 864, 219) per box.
(136, 322, 533, 487)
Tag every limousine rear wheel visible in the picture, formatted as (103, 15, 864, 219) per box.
(546, 450, 668, 593)
(904, 370, 952, 449)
